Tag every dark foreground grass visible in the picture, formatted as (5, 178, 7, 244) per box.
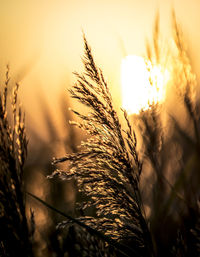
(0, 66, 32, 257)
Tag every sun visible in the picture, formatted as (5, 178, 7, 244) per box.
(121, 55, 169, 114)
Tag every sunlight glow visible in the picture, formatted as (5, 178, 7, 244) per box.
(121, 55, 169, 114)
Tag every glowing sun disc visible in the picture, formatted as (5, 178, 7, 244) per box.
(121, 55, 168, 114)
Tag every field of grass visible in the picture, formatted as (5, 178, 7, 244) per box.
(0, 13, 200, 257)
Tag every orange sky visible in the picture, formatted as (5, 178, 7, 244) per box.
(0, 0, 200, 137)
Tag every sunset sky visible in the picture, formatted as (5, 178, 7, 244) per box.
(0, 0, 200, 135)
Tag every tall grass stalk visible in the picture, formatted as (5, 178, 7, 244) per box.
(52, 14, 200, 257)
(0, 66, 32, 257)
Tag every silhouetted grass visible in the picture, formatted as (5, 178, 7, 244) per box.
(52, 14, 200, 257)
(0, 66, 32, 257)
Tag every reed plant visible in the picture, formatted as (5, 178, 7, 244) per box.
(52, 13, 200, 257)
(0, 66, 32, 257)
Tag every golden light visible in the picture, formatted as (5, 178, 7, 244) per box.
(121, 55, 169, 114)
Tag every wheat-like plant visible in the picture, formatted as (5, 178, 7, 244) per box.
(52, 34, 154, 257)
(51, 14, 200, 257)
(0, 66, 32, 257)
